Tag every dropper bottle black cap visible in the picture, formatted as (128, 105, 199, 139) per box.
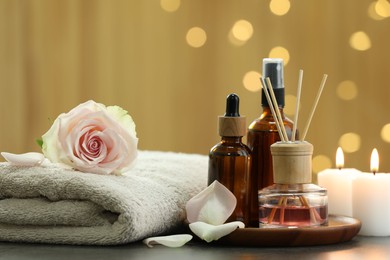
(225, 93, 240, 117)
(219, 93, 246, 137)
(261, 58, 285, 107)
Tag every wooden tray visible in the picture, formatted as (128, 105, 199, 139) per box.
(212, 215, 361, 247)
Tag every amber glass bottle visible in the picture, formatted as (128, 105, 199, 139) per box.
(208, 93, 251, 225)
(247, 58, 296, 227)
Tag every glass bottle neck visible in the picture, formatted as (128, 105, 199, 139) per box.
(262, 106, 285, 118)
(221, 136, 243, 143)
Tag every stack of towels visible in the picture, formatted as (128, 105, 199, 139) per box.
(0, 151, 208, 245)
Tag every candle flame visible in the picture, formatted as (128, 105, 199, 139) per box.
(336, 147, 344, 169)
(370, 148, 379, 174)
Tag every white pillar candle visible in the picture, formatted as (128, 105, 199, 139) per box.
(317, 148, 361, 217)
(318, 168, 361, 217)
(352, 149, 390, 236)
(352, 173, 390, 236)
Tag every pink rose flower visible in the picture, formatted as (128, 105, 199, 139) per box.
(42, 100, 138, 175)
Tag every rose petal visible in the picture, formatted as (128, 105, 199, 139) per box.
(107, 105, 137, 137)
(1, 152, 45, 166)
(189, 221, 245, 243)
(186, 180, 237, 225)
(142, 234, 193, 248)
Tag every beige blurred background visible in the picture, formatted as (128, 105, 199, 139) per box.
(1, 0, 390, 177)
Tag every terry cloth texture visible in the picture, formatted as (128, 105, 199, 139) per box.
(0, 151, 208, 245)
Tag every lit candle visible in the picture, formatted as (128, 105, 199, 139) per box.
(371, 148, 379, 175)
(317, 147, 361, 217)
(352, 149, 390, 236)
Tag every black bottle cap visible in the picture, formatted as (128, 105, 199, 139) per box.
(225, 93, 240, 117)
(261, 58, 285, 107)
(219, 93, 246, 137)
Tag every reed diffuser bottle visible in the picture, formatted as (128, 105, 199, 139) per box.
(258, 141, 328, 227)
(257, 68, 329, 228)
(208, 93, 251, 225)
(247, 58, 296, 227)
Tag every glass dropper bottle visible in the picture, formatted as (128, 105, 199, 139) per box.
(208, 93, 251, 225)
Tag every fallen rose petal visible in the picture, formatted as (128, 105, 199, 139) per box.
(1, 152, 45, 166)
(189, 221, 245, 243)
(186, 180, 236, 225)
(142, 234, 193, 248)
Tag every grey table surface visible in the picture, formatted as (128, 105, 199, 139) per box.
(0, 236, 390, 260)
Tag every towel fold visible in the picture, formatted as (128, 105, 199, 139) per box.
(0, 151, 208, 245)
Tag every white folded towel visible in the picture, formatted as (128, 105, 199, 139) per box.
(0, 151, 208, 245)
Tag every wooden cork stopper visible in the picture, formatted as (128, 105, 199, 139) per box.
(218, 116, 246, 137)
(271, 141, 313, 184)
